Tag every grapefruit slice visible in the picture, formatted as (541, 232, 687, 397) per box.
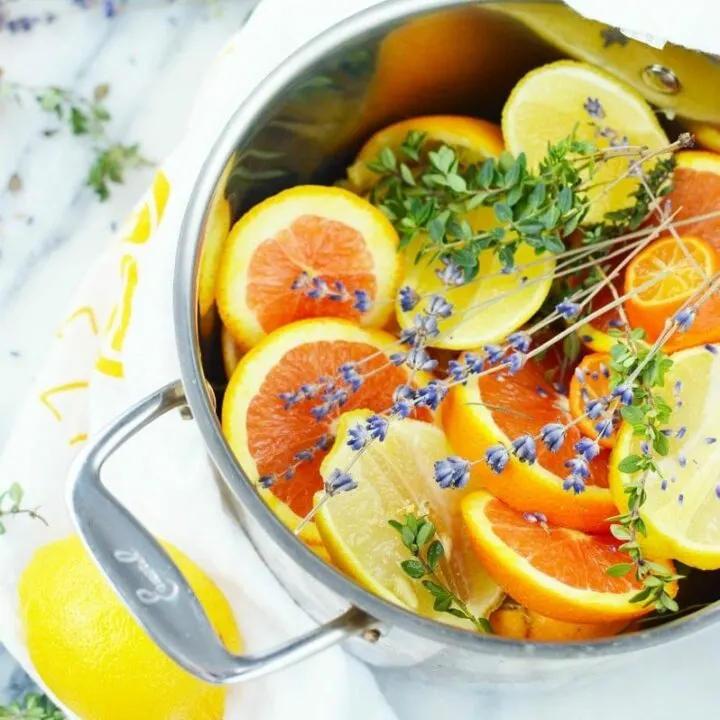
(462, 491, 675, 623)
(217, 186, 400, 350)
(315, 411, 503, 628)
(444, 355, 617, 532)
(221, 318, 434, 543)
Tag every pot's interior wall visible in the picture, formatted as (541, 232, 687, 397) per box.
(195, 0, 720, 630)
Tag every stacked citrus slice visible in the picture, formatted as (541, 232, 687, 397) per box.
(222, 318, 435, 544)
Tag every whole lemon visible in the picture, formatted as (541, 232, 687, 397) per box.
(19, 535, 242, 720)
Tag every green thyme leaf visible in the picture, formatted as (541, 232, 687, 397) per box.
(401, 559, 426, 579)
(606, 562, 633, 577)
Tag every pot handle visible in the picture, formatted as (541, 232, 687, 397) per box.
(67, 380, 379, 684)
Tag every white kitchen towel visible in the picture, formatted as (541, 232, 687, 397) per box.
(0, 0, 717, 718)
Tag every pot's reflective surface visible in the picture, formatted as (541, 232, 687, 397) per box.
(178, 0, 720, 683)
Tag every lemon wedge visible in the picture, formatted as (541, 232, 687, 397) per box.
(316, 410, 503, 627)
(610, 344, 720, 569)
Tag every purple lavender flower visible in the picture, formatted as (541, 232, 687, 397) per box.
(414, 312, 440, 338)
(611, 384, 633, 406)
(316, 434, 333, 451)
(339, 362, 364, 391)
(565, 456, 589, 478)
(291, 271, 311, 290)
(427, 294, 454, 319)
(676, 426, 687, 440)
(352, 289, 372, 313)
(415, 381, 447, 410)
(540, 423, 566, 452)
(448, 360, 468, 383)
(279, 391, 301, 410)
(464, 353, 485, 375)
(583, 97, 605, 119)
(435, 257, 465, 287)
(595, 417, 614, 439)
(389, 352, 408, 367)
(399, 327, 418, 346)
(507, 352, 526, 375)
(307, 276, 328, 299)
(399, 286, 420, 312)
(485, 444, 510, 474)
(507, 331, 531, 354)
(574, 437, 600, 461)
(347, 424, 368, 451)
(675, 306, 696, 332)
(434, 456, 471, 489)
(391, 384, 415, 418)
(511, 434, 537, 464)
(366, 414, 389, 442)
(556, 299, 581, 319)
(483, 344, 505, 365)
(327, 280, 348, 302)
(585, 398, 607, 419)
(406, 347, 437, 371)
(325, 468, 357, 495)
(295, 448, 315, 462)
(563, 475, 586, 494)
(259, 474, 275, 489)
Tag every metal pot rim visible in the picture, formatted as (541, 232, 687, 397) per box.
(175, 0, 720, 660)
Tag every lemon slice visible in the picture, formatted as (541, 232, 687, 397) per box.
(316, 410, 503, 627)
(502, 60, 669, 224)
(396, 235, 554, 350)
(610, 344, 720, 569)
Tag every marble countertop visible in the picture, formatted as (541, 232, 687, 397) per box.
(1, 1, 719, 719)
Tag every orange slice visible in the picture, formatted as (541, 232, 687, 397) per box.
(444, 355, 617, 533)
(346, 115, 504, 194)
(221, 318, 434, 543)
(623, 235, 718, 343)
(569, 352, 616, 450)
(489, 603, 627, 642)
(216, 186, 400, 350)
(462, 491, 675, 623)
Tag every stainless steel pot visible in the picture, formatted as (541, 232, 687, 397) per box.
(67, 0, 720, 687)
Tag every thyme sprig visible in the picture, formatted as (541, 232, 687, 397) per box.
(0, 483, 47, 535)
(389, 513, 492, 633)
(605, 333, 681, 612)
(0, 73, 150, 200)
(365, 131, 595, 275)
(0, 693, 64, 720)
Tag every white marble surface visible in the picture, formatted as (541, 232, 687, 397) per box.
(1, 1, 720, 719)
